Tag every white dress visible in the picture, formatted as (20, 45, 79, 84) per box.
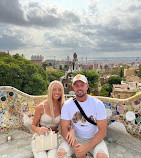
(31, 104, 60, 158)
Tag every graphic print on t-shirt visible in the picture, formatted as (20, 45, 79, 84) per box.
(72, 111, 95, 126)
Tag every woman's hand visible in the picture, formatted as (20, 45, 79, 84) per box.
(66, 128, 76, 146)
(36, 126, 49, 135)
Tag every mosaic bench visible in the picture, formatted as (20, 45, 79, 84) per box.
(0, 86, 141, 157)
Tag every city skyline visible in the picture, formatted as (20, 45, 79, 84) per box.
(0, 0, 141, 60)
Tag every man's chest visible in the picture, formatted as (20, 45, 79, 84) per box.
(70, 104, 96, 125)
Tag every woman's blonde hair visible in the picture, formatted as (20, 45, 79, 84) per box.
(47, 80, 64, 124)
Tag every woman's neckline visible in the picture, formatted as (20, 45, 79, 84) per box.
(42, 113, 60, 119)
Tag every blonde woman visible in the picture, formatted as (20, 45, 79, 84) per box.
(31, 80, 65, 158)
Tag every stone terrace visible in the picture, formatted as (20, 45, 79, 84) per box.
(0, 86, 141, 158)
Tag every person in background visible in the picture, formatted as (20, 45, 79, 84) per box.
(57, 74, 109, 158)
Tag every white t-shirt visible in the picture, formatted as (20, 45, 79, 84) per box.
(61, 95, 107, 139)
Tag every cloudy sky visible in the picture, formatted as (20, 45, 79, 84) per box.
(0, 0, 141, 61)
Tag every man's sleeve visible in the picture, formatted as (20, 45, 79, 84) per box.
(61, 103, 71, 120)
(96, 100, 107, 120)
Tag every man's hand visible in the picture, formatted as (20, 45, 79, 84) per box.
(74, 143, 87, 158)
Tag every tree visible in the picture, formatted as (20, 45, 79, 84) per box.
(100, 76, 121, 97)
(100, 83, 112, 97)
(104, 64, 109, 70)
(42, 62, 49, 71)
(0, 53, 48, 95)
(0, 60, 23, 89)
(12, 53, 23, 59)
(46, 70, 65, 82)
(138, 64, 141, 78)
(59, 65, 63, 70)
(120, 69, 123, 78)
(23, 73, 47, 95)
(107, 76, 121, 85)
(20, 62, 49, 95)
(102, 65, 129, 76)
(100, 75, 121, 97)
(0, 52, 10, 58)
(0, 61, 12, 86)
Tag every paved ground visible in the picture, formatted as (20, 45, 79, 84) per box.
(0, 123, 141, 158)
(0, 138, 141, 158)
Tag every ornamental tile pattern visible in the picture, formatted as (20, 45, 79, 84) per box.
(0, 86, 141, 139)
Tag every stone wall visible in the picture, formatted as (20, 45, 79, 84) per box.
(0, 86, 140, 139)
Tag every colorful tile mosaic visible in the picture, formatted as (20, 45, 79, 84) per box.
(96, 94, 141, 139)
(0, 86, 141, 140)
(0, 86, 47, 133)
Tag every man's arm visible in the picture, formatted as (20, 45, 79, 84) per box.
(85, 119, 107, 152)
(74, 119, 107, 158)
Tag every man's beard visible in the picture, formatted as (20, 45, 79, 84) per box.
(75, 91, 87, 98)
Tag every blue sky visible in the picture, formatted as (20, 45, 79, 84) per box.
(0, 0, 141, 60)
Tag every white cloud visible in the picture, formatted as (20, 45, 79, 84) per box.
(26, 3, 80, 28)
(0, 0, 141, 60)
(0, 0, 80, 28)
(88, 0, 98, 11)
(91, 0, 141, 52)
(0, 26, 26, 50)
(0, 0, 28, 25)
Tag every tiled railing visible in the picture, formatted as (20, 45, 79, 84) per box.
(0, 86, 140, 139)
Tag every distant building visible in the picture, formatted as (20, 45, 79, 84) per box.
(44, 59, 66, 69)
(100, 74, 112, 86)
(46, 66, 57, 71)
(44, 59, 56, 67)
(124, 67, 134, 77)
(66, 56, 70, 62)
(31, 55, 43, 66)
(111, 83, 137, 99)
(89, 65, 92, 70)
(72, 53, 79, 71)
(126, 75, 141, 83)
(60, 72, 74, 94)
(67, 53, 82, 72)
(94, 64, 98, 70)
(137, 83, 141, 90)
(100, 64, 103, 71)
(81, 64, 89, 71)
